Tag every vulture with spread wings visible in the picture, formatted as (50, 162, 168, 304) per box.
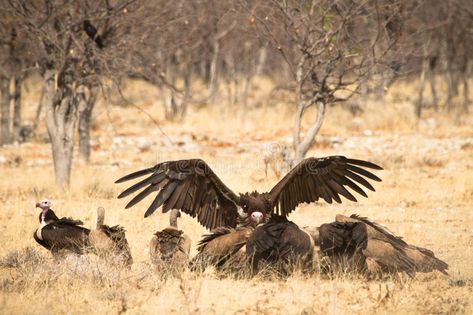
(115, 156, 382, 230)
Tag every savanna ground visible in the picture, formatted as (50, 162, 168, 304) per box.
(0, 77, 472, 314)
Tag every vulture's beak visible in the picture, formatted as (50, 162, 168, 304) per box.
(35, 202, 40, 208)
(251, 211, 264, 225)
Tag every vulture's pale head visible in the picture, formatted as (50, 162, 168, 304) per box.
(250, 211, 264, 225)
(36, 199, 52, 211)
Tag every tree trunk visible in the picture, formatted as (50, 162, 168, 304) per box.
(293, 58, 305, 152)
(180, 71, 191, 119)
(292, 100, 306, 151)
(78, 86, 98, 163)
(429, 73, 438, 111)
(0, 76, 10, 145)
(445, 59, 455, 112)
(164, 58, 178, 120)
(50, 133, 74, 188)
(209, 40, 220, 98)
(463, 70, 469, 112)
(32, 86, 45, 132)
(415, 58, 427, 118)
(293, 101, 326, 166)
(461, 57, 469, 112)
(255, 46, 267, 76)
(241, 77, 251, 107)
(43, 67, 80, 188)
(12, 75, 22, 142)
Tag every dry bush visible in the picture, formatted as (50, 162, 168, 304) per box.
(0, 247, 46, 269)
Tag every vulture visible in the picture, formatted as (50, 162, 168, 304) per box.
(190, 226, 253, 273)
(116, 157, 382, 275)
(115, 157, 383, 230)
(315, 214, 449, 278)
(89, 207, 133, 267)
(33, 199, 90, 258)
(149, 209, 191, 269)
(246, 215, 316, 275)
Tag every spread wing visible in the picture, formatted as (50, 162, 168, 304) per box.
(268, 156, 382, 216)
(115, 159, 241, 230)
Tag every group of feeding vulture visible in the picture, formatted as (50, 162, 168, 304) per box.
(33, 156, 448, 278)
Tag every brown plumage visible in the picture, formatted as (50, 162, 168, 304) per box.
(149, 209, 191, 268)
(246, 215, 315, 275)
(33, 199, 90, 259)
(89, 207, 133, 267)
(116, 157, 382, 230)
(190, 226, 252, 272)
(316, 214, 449, 277)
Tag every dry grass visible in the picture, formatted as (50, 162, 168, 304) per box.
(0, 78, 472, 314)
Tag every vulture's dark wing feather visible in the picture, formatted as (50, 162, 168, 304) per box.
(40, 224, 90, 254)
(318, 221, 366, 255)
(269, 156, 382, 216)
(57, 217, 84, 226)
(191, 227, 251, 270)
(338, 214, 449, 275)
(153, 228, 184, 259)
(116, 159, 241, 230)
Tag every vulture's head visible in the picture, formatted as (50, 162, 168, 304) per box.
(250, 211, 264, 225)
(36, 199, 52, 211)
(240, 192, 269, 226)
(240, 192, 269, 213)
(169, 209, 182, 228)
(171, 208, 181, 218)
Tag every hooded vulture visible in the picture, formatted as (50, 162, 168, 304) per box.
(246, 215, 316, 275)
(115, 157, 382, 274)
(149, 209, 191, 269)
(115, 157, 383, 230)
(315, 214, 449, 278)
(33, 199, 90, 259)
(89, 207, 133, 267)
(190, 226, 253, 273)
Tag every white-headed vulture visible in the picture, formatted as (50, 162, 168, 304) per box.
(33, 199, 90, 259)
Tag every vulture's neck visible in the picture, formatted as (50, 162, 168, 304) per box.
(40, 208, 59, 225)
(96, 207, 105, 229)
(39, 209, 49, 225)
(169, 211, 179, 229)
(36, 209, 51, 241)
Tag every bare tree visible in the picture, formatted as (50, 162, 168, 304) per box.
(0, 9, 35, 145)
(6, 0, 149, 187)
(410, 0, 473, 117)
(247, 0, 405, 165)
(0, 73, 9, 145)
(0, 21, 15, 145)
